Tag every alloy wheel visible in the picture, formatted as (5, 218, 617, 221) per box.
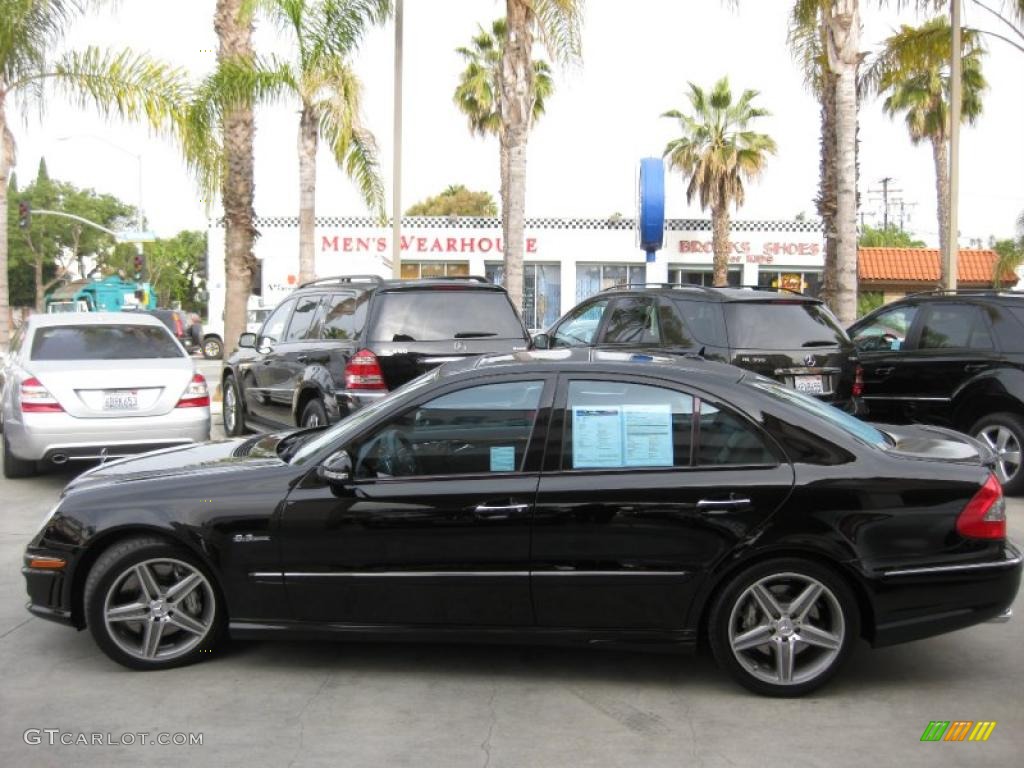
(304, 411, 322, 427)
(224, 383, 237, 432)
(103, 558, 216, 662)
(727, 572, 845, 686)
(976, 425, 1022, 484)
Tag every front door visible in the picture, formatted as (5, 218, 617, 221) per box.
(532, 376, 794, 630)
(850, 303, 920, 421)
(244, 298, 295, 424)
(279, 376, 553, 626)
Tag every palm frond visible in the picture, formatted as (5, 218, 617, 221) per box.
(1, 0, 84, 86)
(532, 0, 584, 67)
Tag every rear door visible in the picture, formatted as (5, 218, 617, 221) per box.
(531, 375, 794, 630)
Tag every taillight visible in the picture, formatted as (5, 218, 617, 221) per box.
(20, 377, 64, 413)
(852, 364, 864, 397)
(176, 373, 210, 408)
(344, 349, 386, 390)
(174, 313, 184, 337)
(956, 474, 1006, 540)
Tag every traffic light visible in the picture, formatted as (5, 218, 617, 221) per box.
(133, 253, 144, 279)
(17, 201, 30, 229)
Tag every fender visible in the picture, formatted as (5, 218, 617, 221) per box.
(951, 366, 1024, 423)
(292, 364, 344, 424)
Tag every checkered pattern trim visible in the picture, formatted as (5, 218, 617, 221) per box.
(230, 215, 823, 233)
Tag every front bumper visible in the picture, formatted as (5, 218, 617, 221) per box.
(5, 408, 210, 463)
(23, 551, 78, 628)
(866, 541, 1022, 647)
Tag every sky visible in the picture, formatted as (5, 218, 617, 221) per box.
(10, 0, 1024, 248)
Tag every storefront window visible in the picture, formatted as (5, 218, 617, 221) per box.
(400, 261, 470, 279)
(486, 263, 562, 330)
(575, 264, 645, 303)
(757, 270, 821, 297)
(667, 267, 741, 288)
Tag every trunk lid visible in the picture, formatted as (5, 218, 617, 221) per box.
(878, 423, 997, 467)
(730, 347, 854, 402)
(372, 338, 528, 389)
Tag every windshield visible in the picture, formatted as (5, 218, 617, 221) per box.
(30, 324, 184, 360)
(289, 368, 441, 464)
(748, 379, 889, 448)
(725, 302, 848, 350)
(368, 291, 525, 342)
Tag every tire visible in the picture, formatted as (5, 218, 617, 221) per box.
(83, 536, 225, 670)
(971, 412, 1024, 496)
(202, 336, 223, 360)
(708, 558, 859, 697)
(222, 374, 246, 436)
(3, 434, 36, 479)
(300, 398, 328, 428)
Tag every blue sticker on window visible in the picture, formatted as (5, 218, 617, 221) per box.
(490, 446, 516, 472)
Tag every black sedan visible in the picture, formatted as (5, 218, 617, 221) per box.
(22, 350, 1021, 696)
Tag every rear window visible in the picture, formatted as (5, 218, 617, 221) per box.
(368, 290, 526, 342)
(30, 325, 184, 360)
(725, 302, 847, 349)
(749, 379, 888, 447)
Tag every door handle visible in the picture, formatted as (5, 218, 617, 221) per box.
(873, 366, 894, 376)
(696, 498, 752, 514)
(474, 503, 529, 520)
(965, 363, 987, 373)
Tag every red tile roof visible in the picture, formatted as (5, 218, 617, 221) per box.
(858, 247, 1017, 285)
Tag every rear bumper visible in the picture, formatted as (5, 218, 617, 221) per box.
(332, 388, 389, 416)
(5, 408, 210, 463)
(865, 541, 1022, 647)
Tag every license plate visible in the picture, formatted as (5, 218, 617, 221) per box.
(793, 376, 825, 394)
(103, 391, 139, 411)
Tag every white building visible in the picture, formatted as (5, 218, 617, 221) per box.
(207, 216, 825, 331)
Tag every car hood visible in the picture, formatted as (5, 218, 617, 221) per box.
(63, 434, 289, 493)
(877, 423, 997, 467)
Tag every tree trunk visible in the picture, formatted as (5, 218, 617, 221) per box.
(932, 137, 951, 288)
(215, 0, 257, 356)
(500, 1, 534, 312)
(711, 202, 730, 287)
(0, 96, 14, 344)
(826, 1, 860, 326)
(816, 69, 839, 308)
(34, 255, 44, 312)
(298, 104, 318, 284)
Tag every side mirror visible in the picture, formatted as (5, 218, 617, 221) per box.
(238, 332, 257, 349)
(532, 332, 551, 350)
(317, 449, 352, 485)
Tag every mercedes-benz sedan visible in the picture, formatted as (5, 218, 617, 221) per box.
(2, 313, 210, 477)
(22, 350, 1020, 695)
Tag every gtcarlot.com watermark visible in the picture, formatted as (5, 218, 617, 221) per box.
(24, 729, 203, 747)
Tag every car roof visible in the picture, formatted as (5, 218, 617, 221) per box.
(436, 347, 749, 385)
(27, 312, 165, 328)
(896, 290, 1024, 304)
(599, 284, 822, 303)
(292, 275, 506, 294)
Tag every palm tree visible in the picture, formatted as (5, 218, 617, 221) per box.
(0, 1, 193, 344)
(500, 0, 582, 311)
(867, 17, 987, 286)
(453, 18, 553, 238)
(241, 0, 389, 285)
(662, 79, 776, 287)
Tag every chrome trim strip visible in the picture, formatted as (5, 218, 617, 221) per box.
(861, 395, 951, 402)
(883, 550, 1022, 578)
(422, 356, 467, 364)
(251, 570, 689, 579)
(532, 570, 689, 577)
(987, 608, 1013, 624)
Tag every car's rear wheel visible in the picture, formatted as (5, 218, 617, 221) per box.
(971, 412, 1024, 495)
(300, 398, 328, 428)
(708, 558, 859, 697)
(84, 537, 224, 670)
(3, 434, 36, 478)
(222, 374, 246, 436)
(202, 336, 223, 360)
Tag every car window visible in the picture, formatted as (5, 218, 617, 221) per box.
(851, 305, 917, 353)
(725, 301, 847, 350)
(672, 299, 726, 347)
(321, 292, 368, 340)
(919, 305, 994, 350)
(750, 378, 889, 447)
(284, 295, 322, 342)
(353, 380, 544, 479)
(367, 290, 525, 342)
(564, 381, 693, 469)
(695, 401, 777, 466)
(30, 324, 184, 360)
(656, 300, 693, 346)
(602, 298, 660, 344)
(258, 299, 295, 346)
(553, 299, 610, 347)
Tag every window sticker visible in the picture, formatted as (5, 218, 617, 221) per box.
(490, 446, 516, 472)
(623, 404, 673, 466)
(572, 407, 624, 467)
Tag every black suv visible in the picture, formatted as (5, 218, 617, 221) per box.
(533, 284, 861, 412)
(849, 290, 1024, 493)
(222, 275, 530, 433)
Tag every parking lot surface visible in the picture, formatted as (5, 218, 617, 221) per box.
(1, 422, 1022, 767)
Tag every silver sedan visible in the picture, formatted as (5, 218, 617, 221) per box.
(1, 313, 210, 477)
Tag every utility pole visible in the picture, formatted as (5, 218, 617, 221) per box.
(945, 0, 962, 291)
(879, 177, 892, 230)
(391, 0, 404, 279)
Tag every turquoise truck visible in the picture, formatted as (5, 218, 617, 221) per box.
(44, 276, 157, 313)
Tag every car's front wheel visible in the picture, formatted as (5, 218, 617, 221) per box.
(971, 412, 1024, 495)
(202, 336, 223, 360)
(708, 558, 859, 697)
(222, 374, 246, 436)
(84, 537, 224, 670)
